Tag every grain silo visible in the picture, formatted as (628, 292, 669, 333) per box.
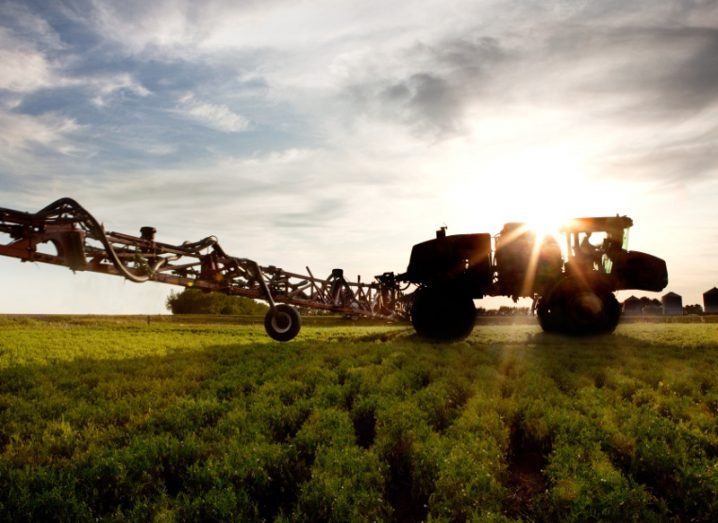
(662, 292, 682, 315)
(623, 295, 642, 315)
(704, 287, 718, 314)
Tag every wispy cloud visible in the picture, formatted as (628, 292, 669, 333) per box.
(175, 92, 250, 132)
(0, 105, 81, 155)
(0, 19, 66, 93)
(88, 73, 151, 106)
(0, 44, 57, 92)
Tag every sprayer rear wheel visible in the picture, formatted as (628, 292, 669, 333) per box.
(536, 295, 562, 333)
(544, 278, 620, 336)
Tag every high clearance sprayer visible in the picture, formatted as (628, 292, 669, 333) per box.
(0, 198, 667, 341)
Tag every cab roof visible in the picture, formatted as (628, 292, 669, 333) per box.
(559, 216, 633, 234)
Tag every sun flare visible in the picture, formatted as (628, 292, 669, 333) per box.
(525, 215, 565, 239)
(445, 145, 588, 239)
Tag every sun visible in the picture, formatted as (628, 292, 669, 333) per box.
(525, 215, 565, 240)
(442, 142, 627, 246)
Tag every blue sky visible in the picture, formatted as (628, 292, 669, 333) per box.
(1, 0, 718, 313)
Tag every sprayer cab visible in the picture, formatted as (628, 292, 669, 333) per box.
(560, 216, 632, 274)
(560, 216, 667, 292)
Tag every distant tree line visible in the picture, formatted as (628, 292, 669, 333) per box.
(623, 295, 706, 316)
(477, 306, 531, 316)
(166, 288, 269, 315)
(166, 289, 707, 317)
(684, 304, 703, 315)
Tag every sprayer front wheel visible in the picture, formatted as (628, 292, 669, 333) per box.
(411, 286, 476, 341)
(264, 304, 301, 341)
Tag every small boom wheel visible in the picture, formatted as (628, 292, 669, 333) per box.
(264, 304, 301, 342)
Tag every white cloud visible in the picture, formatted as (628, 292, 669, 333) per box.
(175, 92, 250, 132)
(89, 73, 151, 106)
(0, 107, 81, 154)
(0, 39, 150, 106)
(0, 28, 59, 92)
(0, 2, 65, 50)
(0, 14, 150, 103)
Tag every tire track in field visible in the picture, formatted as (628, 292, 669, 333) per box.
(503, 417, 550, 520)
(496, 348, 551, 520)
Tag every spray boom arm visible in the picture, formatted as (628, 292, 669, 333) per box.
(0, 198, 409, 339)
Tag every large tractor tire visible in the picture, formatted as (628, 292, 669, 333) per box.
(411, 286, 476, 341)
(597, 292, 621, 334)
(536, 295, 563, 333)
(264, 304, 301, 341)
(540, 278, 620, 336)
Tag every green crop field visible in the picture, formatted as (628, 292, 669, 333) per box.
(1, 317, 718, 522)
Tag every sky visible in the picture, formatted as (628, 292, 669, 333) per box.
(1, 0, 718, 313)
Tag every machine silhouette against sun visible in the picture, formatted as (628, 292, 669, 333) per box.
(404, 219, 667, 338)
(0, 198, 667, 341)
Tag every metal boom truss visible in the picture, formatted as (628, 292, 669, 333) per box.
(0, 198, 410, 336)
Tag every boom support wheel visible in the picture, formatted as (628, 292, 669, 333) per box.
(410, 286, 476, 341)
(264, 304, 301, 342)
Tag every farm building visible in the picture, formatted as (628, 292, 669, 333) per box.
(641, 297, 662, 314)
(662, 292, 683, 315)
(623, 296, 642, 315)
(705, 287, 718, 314)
